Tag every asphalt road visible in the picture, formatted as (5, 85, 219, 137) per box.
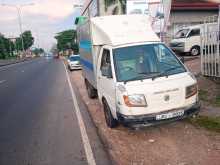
(0, 58, 111, 165)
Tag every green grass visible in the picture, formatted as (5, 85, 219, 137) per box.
(199, 89, 208, 101)
(213, 96, 220, 107)
(190, 116, 220, 133)
(199, 89, 220, 107)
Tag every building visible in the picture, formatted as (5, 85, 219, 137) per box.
(169, 0, 220, 37)
(80, 0, 220, 39)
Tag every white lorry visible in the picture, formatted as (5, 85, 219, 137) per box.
(170, 23, 218, 56)
(76, 15, 200, 128)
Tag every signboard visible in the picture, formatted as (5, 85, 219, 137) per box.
(126, 0, 149, 15)
(148, 0, 171, 34)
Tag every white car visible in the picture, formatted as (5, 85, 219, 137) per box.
(67, 55, 82, 71)
(170, 23, 218, 56)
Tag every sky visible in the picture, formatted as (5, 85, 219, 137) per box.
(0, 0, 84, 51)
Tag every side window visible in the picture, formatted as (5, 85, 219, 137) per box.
(188, 29, 200, 37)
(100, 49, 111, 71)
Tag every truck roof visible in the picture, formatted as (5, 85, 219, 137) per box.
(90, 15, 160, 46)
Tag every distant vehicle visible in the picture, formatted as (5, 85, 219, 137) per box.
(170, 23, 218, 56)
(45, 53, 53, 59)
(54, 54, 59, 59)
(67, 55, 82, 71)
(76, 15, 200, 129)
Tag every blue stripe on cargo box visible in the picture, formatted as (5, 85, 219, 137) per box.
(80, 40, 92, 52)
(80, 58, 93, 71)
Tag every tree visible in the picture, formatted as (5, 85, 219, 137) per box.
(16, 30, 34, 51)
(0, 31, 34, 59)
(32, 47, 44, 56)
(23, 31, 34, 50)
(0, 34, 15, 59)
(0, 35, 6, 59)
(55, 29, 78, 53)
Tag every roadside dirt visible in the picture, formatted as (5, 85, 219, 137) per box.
(184, 56, 220, 117)
(70, 70, 220, 165)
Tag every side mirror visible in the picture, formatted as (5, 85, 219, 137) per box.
(101, 65, 113, 78)
(180, 56, 185, 63)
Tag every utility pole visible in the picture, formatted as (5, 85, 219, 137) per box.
(1, 3, 35, 55)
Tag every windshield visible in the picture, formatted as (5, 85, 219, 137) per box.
(69, 56, 80, 61)
(175, 29, 189, 39)
(113, 44, 186, 82)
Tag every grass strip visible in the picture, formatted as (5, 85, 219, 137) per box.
(190, 116, 220, 133)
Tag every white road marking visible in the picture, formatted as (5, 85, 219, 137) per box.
(0, 80, 6, 84)
(63, 62, 96, 165)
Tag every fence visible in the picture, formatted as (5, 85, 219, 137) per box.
(201, 15, 220, 77)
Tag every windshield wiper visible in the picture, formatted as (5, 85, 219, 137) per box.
(152, 66, 182, 81)
(124, 72, 160, 84)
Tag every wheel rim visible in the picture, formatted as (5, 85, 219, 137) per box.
(191, 48, 199, 56)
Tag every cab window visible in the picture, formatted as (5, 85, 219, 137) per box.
(100, 49, 111, 72)
(188, 29, 200, 37)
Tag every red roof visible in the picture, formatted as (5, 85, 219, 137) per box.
(172, 0, 220, 10)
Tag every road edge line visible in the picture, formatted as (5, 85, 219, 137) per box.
(63, 62, 96, 165)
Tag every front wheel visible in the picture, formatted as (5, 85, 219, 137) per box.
(103, 100, 118, 128)
(190, 46, 200, 56)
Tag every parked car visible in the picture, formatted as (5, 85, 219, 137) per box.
(76, 15, 200, 128)
(67, 55, 82, 71)
(170, 23, 218, 56)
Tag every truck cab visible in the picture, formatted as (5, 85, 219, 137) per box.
(96, 42, 200, 128)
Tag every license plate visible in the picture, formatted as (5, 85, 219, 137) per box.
(156, 110, 184, 120)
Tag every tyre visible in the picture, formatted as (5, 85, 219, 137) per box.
(190, 46, 200, 56)
(103, 100, 118, 128)
(85, 79, 97, 99)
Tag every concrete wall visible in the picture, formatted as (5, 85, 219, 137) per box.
(168, 10, 218, 38)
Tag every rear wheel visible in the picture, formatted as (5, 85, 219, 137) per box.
(190, 46, 200, 56)
(85, 79, 97, 99)
(103, 100, 118, 128)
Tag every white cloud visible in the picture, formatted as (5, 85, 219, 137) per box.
(0, 0, 84, 50)
(25, 0, 77, 20)
(0, 0, 81, 20)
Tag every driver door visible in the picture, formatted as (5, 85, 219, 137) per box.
(97, 47, 117, 118)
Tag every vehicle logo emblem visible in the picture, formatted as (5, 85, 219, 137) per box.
(164, 95, 170, 102)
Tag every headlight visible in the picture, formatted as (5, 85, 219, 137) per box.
(123, 94, 147, 107)
(175, 42, 184, 47)
(186, 84, 198, 99)
(170, 42, 184, 47)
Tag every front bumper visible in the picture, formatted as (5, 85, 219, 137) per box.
(117, 102, 200, 128)
(170, 46, 185, 53)
(69, 65, 82, 70)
